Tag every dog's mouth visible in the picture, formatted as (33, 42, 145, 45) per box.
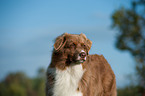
(67, 50, 87, 64)
(75, 59, 86, 64)
(67, 55, 87, 64)
(73, 54, 87, 64)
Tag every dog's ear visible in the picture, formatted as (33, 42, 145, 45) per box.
(54, 33, 67, 51)
(80, 33, 92, 50)
(87, 39, 92, 50)
(80, 33, 87, 40)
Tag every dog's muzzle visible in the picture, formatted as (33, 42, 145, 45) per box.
(79, 52, 86, 59)
(76, 50, 87, 63)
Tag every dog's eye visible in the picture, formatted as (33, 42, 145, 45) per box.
(70, 43, 76, 47)
(82, 44, 86, 48)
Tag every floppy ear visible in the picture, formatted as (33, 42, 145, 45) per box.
(54, 33, 67, 51)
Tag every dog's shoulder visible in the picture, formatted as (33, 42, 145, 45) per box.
(85, 54, 108, 65)
(84, 54, 114, 73)
(87, 54, 106, 61)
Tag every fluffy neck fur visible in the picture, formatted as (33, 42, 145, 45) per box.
(52, 64, 85, 96)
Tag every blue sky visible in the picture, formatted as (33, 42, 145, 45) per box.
(0, 0, 135, 87)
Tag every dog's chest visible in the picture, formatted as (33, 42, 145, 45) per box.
(53, 64, 85, 96)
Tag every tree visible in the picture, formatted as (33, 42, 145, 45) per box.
(0, 69, 46, 96)
(0, 72, 29, 96)
(111, 0, 145, 95)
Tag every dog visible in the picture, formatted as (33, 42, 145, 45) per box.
(46, 33, 117, 96)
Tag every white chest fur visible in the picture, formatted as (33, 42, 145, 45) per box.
(53, 64, 85, 96)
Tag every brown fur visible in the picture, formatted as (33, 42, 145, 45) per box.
(46, 33, 117, 96)
(79, 55, 117, 96)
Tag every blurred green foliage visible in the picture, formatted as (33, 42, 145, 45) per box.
(117, 85, 145, 96)
(0, 68, 45, 96)
(112, 0, 145, 96)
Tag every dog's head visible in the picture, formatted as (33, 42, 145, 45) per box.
(53, 33, 92, 64)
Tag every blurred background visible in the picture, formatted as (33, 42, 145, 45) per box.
(0, 0, 144, 96)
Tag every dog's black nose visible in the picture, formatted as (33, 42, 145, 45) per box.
(79, 52, 86, 58)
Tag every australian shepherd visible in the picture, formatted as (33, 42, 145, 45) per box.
(46, 33, 117, 96)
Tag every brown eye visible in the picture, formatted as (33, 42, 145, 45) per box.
(70, 43, 76, 47)
(82, 44, 86, 48)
